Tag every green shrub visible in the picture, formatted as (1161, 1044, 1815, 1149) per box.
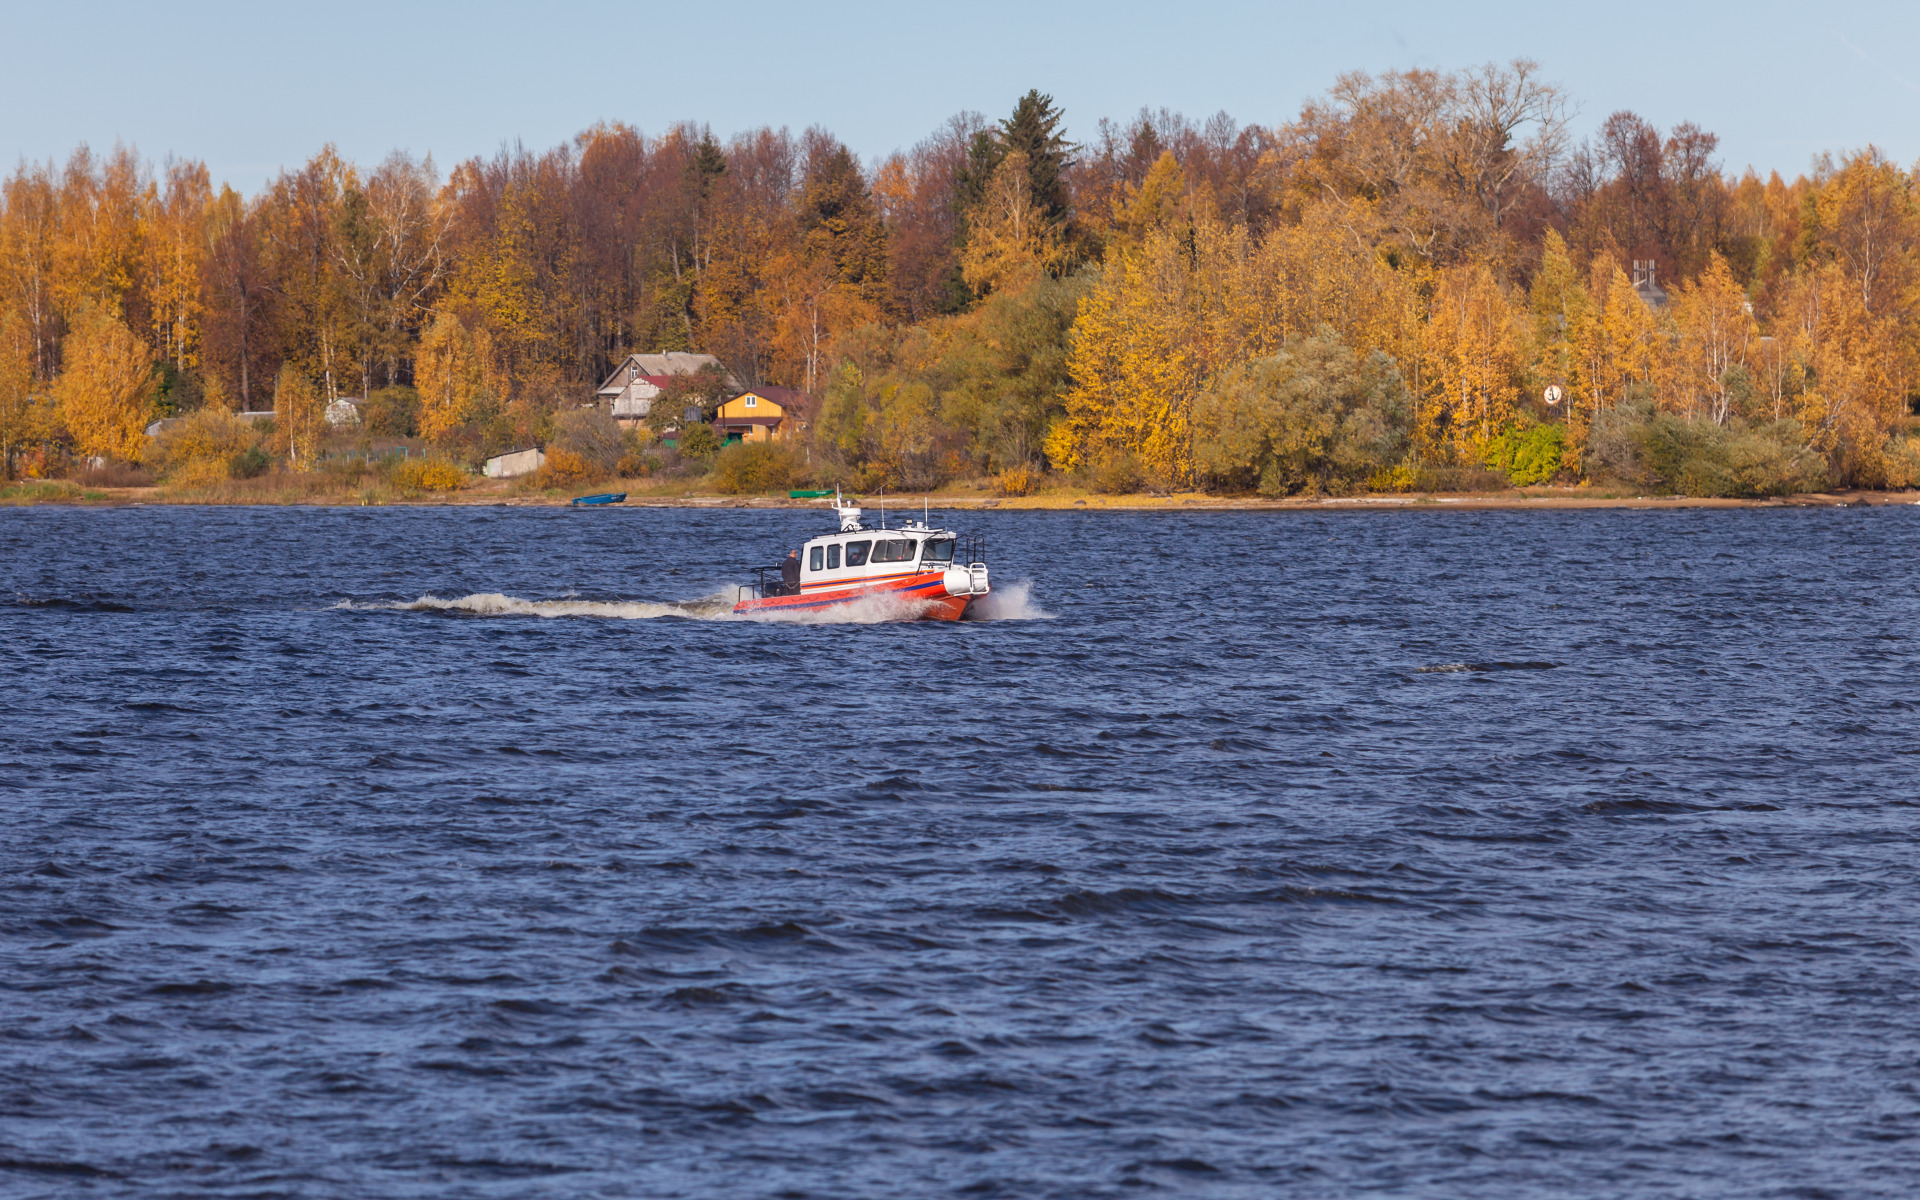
(391, 457, 466, 491)
(1484, 423, 1569, 485)
(676, 423, 721, 456)
(230, 446, 272, 479)
(709, 441, 804, 494)
(996, 464, 1037, 496)
(549, 408, 624, 474)
(364, 386, 421, 436)
(1407, 464, 1512, 492)
(534, 448, 602, 488)
(1586, 402, 1826, 497)
(150, 408, 255, 483)
(1192, 332, 1412, 496)
(1091, 453, 1144, 494)
(1880, 434, 1920, 489)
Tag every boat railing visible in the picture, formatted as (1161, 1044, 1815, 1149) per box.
(961, 532, 986, 570)
(741, 565, 802, 604)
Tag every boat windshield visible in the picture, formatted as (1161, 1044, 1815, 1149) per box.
(921, 538, 955, 563)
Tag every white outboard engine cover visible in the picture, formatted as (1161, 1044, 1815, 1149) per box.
(944, 566, 988, 596)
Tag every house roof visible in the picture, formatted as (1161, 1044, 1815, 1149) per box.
(713, 414, 783, 427)
(599, 374, 673, 396)
(732, 386, 813, 417)
(596, 352, 739, 394)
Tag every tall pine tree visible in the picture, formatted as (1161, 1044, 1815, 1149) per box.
(1000, 90, 1075, 232)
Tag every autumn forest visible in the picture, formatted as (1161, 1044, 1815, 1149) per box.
(5, 62, 1919, 498)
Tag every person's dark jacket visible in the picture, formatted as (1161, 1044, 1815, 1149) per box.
(780, 555, 800, 593)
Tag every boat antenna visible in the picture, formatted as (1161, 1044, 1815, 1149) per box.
(924, 495, 929, 527)
(880, 489, 885, 530)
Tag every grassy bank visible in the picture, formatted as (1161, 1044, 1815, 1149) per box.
(6, 472, 1916, 511)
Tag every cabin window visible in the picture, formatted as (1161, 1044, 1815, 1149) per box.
(843, 540, 872, 567)
(826, 544, 841, 570)
(922, 538, 955, 563)
(870, 538, 917, 564)
(809, 546, 823, 572)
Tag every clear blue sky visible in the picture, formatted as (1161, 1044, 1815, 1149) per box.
(4, 0, 1917, 194)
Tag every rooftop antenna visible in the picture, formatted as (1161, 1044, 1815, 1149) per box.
(879, 489, 885, 530)
(924, 495, 929, 528)
(830, 487, 863, 532)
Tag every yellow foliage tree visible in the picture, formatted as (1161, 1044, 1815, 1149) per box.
(1421, 262, 1521, 459)
(271, 363, 324, 467)
(1107, 151, 1190, 248)
(52, 306, 156, 461)
(1238, 201, 1421, 364)
(961, 151, 1067, 298)
(414, 311, 500, 443)
(1051, 226, 1211, 484)
(1054, 202, 1420, 484)
(1, 162, 60, 387)
(143, 160, 211, 370)
(1811, 149, 1920, 320)
(50, 146, 149, 326)
(1752, 315, 1807, 422)
(1528, 230, 1594, 442)
(1574, 260, 1657, 423)
(149, 407, 252, 485)
(1665, 252, 1755, 423)
(1790, 264, 1908, 481)
(1, 309, 35, 475)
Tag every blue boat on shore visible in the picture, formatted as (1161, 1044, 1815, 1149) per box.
(570, 492, 627, 507)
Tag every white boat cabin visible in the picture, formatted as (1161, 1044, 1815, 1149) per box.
(743, 495, 988, 610)
(798, 519, 958, 589)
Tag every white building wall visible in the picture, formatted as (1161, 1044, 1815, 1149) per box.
(611, 381, 660, 419)
(483, 448, 547, 478)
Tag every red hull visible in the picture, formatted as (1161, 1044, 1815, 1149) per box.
(733, 570, 974, 621)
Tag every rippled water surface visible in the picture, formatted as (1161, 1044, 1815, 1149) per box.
(5, 504, 1920, 1198)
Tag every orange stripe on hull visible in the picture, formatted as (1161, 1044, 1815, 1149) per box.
(733, 572, 974, 620)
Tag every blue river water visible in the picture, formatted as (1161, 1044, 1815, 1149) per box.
(3, 502, 1919, 1198)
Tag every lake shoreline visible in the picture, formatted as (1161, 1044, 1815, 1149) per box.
(5, 482, 1919, 512)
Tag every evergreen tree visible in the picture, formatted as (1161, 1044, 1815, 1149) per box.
(954, 129, 1004, 218)
(1000, 90, 1075, 231)
(798, 142, 888, 305)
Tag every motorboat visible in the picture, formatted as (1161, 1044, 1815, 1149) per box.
(733, 493, 990, 621)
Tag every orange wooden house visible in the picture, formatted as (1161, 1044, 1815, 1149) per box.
(712, 387, 812, 444)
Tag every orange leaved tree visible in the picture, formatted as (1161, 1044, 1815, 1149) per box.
(52, 305, 156, 461)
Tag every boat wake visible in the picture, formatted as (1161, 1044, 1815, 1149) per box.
(334, 582, 1050, 625)
(964, 579, 1052, 621)
(336, 593, 729, 621)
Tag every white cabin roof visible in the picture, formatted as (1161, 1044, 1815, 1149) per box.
(803, 525, 954, 546)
